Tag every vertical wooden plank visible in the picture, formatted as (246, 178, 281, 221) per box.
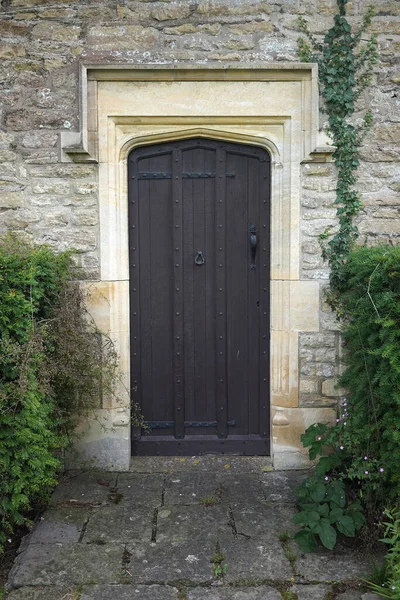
(172, 146, 185, 439)
(226, 148, 249, 437)
(259, 151, 271, 440)
(182, 145, 195, 424)
(216, 145, 228, 438)
(204, 147, 217, 423)
(247, 153, 261, 435)
(149, 151, 174, 422)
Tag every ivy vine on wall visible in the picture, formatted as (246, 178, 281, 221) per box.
(297, 0, 378, 295)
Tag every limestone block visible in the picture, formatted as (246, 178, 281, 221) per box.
(70, 209, 98, 226)
(29, 165, 96, 178)
(165, 23, 221, 35)
(195, 1, 272, 16)
(0, 191, 24, 209)
(219, 37, 256, 51)
(300, 332, 337, 348)
(32, 180, 70, 195)
(0, 43, 26, 58)
(74, 182, 97, 195)
(322, 378, 340, 397)
(271, 281, 319, 332)
(272, 406, 336, 469)
(300, 378, 319, 394)
(0, 131, 15, 148)
(373, 123, 400, 143)
(358, 218, 400, 236)
(152, 3, 191, 20)
(0, 21, 28, 37)
(31, 22, 81, 41)
(0, 149, 17, 163)
(44, 209, 70, 226)
(21, 132, 58, 148)
(271, 330, 299, 408)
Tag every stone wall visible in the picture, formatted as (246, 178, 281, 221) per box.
(0, 0, 399, 460)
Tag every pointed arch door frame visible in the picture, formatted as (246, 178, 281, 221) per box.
(66, 65, 336, 470)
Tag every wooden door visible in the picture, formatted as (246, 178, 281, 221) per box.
(129, 138, 270, 455)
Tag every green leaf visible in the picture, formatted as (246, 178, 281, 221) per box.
(337, 515, 355, 537)
(318, 519, 337, 550)
(311, 483, 326, 503)
(317, 503, 330, 517)
(329, 507, 344, 523)
(315, 455, 341, 477)
(294, 529, 317, 553)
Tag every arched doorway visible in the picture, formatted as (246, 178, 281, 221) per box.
(129, 138, 271, 455)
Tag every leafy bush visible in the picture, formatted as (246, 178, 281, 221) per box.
(0, 236, 118, 550)
(293, 245, 400, 551)
(366, 506, 400, 599)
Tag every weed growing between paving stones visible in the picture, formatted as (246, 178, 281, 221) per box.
(211, 540, 228, 579)
(200, 495, 217, 507)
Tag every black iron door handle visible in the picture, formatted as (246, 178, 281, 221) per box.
(195, 250, 205, 265)
(249, 225, 257, 270)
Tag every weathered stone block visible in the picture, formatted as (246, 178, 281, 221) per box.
(32, 180, 70, 195)
(0, 149, 17, 163)
(0, 191, 24, 209)
(322, 378, 339, 397)
(21, 132, 58, 148)
(0, 43, 26, 58)
(219, 36, 255, 50)
(300, 378, 319, 394)
(228, 21, 275, 33)
(152, 3, 192, 20)
(31, 22, 81, 41)
(373, 123, 400, 143)
(0, 21, 29, 37)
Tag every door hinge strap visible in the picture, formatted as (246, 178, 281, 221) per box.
(144, 420, 236, 429)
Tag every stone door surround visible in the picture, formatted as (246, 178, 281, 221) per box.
(62, 64, 335, 470)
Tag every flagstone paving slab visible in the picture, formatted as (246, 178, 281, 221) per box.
(115, 473, 165, 506)
(81, 584, 181, 599)
(126, 540, 214, 583)
(215, 473, 267, 505)
(227, 502, 297, 539)
(5, 459, 382, 600)
(163, 472, 223, 505)
(6, 588, 76, 600)
(82, 504, 154, 544)
(260, 470, 309, 504)
(27, 507, 89, 545)
(8, 543, 124, 588)
(187, 587, 282, 599)
(219, 534, 293, 582)
(50, 471, 118, 507)
(295, 548, 371, 582)
(156, 504, 231, 544)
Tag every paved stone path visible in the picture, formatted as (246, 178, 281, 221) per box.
(6, 457, 379, 599)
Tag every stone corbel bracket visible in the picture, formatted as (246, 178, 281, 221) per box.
(61, 62, 334, 164)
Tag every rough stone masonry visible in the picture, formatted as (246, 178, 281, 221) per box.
(0, 0, 399, 465)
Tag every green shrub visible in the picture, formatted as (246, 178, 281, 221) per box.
(293, 245, 400, 551)
(366, 506, 400, 599)
(0, 236, 118, 550)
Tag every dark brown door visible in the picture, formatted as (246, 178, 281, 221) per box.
(129, 138, 270, 455)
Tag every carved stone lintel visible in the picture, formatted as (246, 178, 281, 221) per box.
(63, 146, 98, 163)
(302, 146, 336, 163)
